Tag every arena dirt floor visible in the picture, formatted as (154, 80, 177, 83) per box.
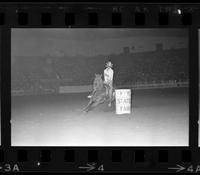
(11, 87, 189, 146)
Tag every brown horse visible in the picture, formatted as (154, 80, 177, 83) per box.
(83, 74, 115, 112)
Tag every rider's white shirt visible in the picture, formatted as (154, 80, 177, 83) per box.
(104, 67, 114, 85)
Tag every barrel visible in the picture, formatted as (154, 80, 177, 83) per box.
(115, 89, 131, 114)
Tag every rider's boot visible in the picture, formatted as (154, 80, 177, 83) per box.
(106, 86, 109, 97)
(108, 87, 112, 107)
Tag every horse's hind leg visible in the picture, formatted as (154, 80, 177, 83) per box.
(91, 98, 105, 109)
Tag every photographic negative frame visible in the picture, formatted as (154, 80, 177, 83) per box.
(0, 1, 199, 173)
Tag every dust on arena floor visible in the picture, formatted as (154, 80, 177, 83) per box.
(11, 87, 188, 147)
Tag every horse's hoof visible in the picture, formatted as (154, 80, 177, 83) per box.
(82, 110, 88, 114)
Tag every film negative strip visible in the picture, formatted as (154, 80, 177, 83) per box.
(0, 1, 200, 173)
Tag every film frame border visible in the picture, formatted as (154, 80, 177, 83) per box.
(0, 2, 199, 173)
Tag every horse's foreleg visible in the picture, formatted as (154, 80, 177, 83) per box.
(83, 99, 93, 112)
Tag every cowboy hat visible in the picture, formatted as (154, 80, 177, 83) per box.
(106, 61, 113, 68)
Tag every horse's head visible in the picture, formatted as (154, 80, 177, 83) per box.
(94, 74, 103, 90)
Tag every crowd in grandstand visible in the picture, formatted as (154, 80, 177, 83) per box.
(12, 48, 189, 95)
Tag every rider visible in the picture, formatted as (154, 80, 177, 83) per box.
(87, 60, 114, 102)
(104, 60, 114, 107)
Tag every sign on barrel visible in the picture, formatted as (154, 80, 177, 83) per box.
(115, 89, 131, 114)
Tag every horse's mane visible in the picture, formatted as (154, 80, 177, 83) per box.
(93, 75, 103, 90)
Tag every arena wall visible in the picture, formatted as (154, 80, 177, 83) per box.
(58, 81, 189, 93)
(11, 81, 189, 96)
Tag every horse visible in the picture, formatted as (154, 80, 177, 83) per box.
(83, 74, 115, 113)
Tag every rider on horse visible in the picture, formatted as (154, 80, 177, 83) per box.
(87, 60, 114, 107)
